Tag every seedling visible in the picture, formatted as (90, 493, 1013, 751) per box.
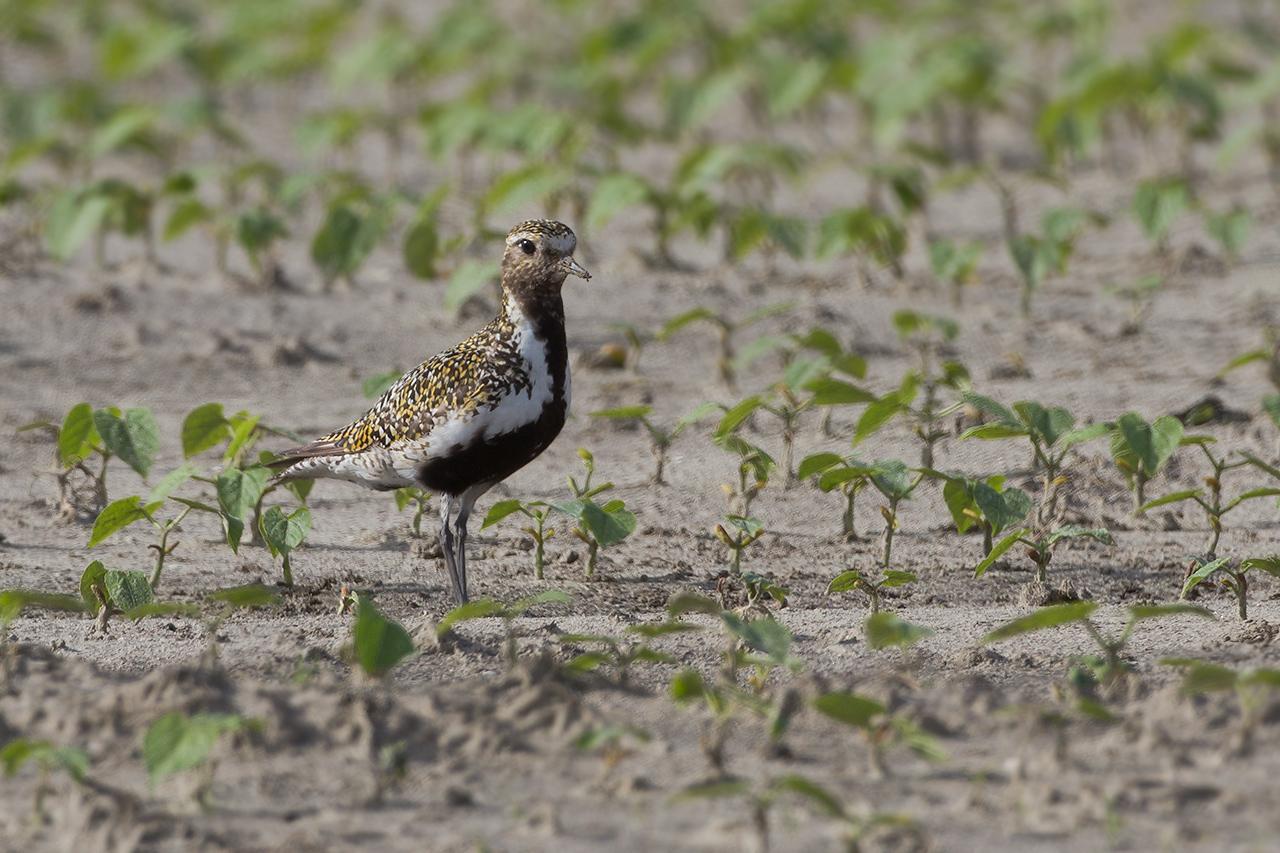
(1140, 437, 1280, 560)
(79, 560, 153, 634)
(826, 567, 917, 614)
(483, 498, 556, 578)
(20, 403, 159, 519)
(853, 311, 969, 467)
(351, 593, 415, 677)
(1219, 336, 1280, 430)
(259, 504, 311, 586)
(1162, 658, 1280, 756)
(715, 516, 765, 574)
(657, 303, 790, 390)
(715, 433, 775, 517)
(607, 322, 653, 372)
(1181, 556, 1280, 620)
(142, 711, 254, 807)
(1007, 207, 1094, 315)
(561, 621, 695, 685)
(1204, 205, 1252, 263)
(865, 460, 924, 569)
(814, 690, 944, 779)
(961, 394, 1108, 526)
(1108, 412, 1184, 514)
(1105, 274, 1165, 335)
(1133, 176, 1188, 256)
(590, 403, 716, 485)
(546, 449, 637, 577)
(88, 483, 223, 589)
(436, 590, 571, 667)
(929, 472, 1032, 556)
(928, 237, 982, 307)
(984, 602, 1213, 713)
(797, 453, 872, 541)
(1, 738, 89, 822)
(863, 612, 934, 650)
(976, 524, 1113, 584)
(393, 487, 432, 538)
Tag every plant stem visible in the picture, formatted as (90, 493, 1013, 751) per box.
(281, 553, 293, 587)
(534, 535, 545, 580)
(150, 506, 191, 589)
(842, 488, 858, 541)
(881, 502, 897, 569)
(1234, 571, 1248, 621)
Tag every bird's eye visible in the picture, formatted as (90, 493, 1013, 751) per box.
(517, 238, 536, 255)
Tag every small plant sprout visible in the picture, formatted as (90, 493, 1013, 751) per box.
(961, 394, 1108, 526)
(1007, 207, 1094, 316)
(142, 711, 254, 806)
(393, 487, 432, 538)
(715, 432, 776, 518)
(79, 560, 154, 634)
(550, 449, 637, 577)
(1105, 274, 1165, 335)
(1108, 412, 1184, 514)
(657, 303, 791, 391)
(1162, 659, 1280, 756)
(715, 516, 765, 575)
(590, 403, 716, 485)
(19, 403, 159, 519)
(1140, 437, 1280, 561)
(259, 505, 311, 586)
(797, 453, 872, 541)
(483, 498, 556, 579)
(351, 593, 416, 678)
(976, 524, 1114, 585)
(826, 567, 917, 614)
(1181, 556, 1280, 620)
(929, 473, 1032, 557)
(607, 322, 653, 371)
(1, 738, 89, 822)
(1133, 176, 1189, 256)
(856, 310, 969, 468)
(435, 590, 572, 668)
(561, 621, 695, 685)
(866, 460, 924, 569)
(984, 602, 1213, 714)
(1219, 335, 1280, 431)
(813, 690, 945, 779)
(928, 236, 983, 307)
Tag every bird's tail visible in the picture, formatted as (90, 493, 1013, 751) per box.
(263, 438, 347, 483)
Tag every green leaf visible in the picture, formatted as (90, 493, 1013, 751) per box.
(147, 463, 195, 504)
(666, 592, 721, 617)
(216, 467, 269, 551)
(142, 712, 245, 782)
(983, 601, 1099, 643)
(0, 590, 88, 627)
(93, 408, 159, 478)
(580, 500, 637, 548)
(716, 396, 764, 437)
(814, 691, 885, 730)
(352, 596, 415, 677)
(1133, 178, 1188, 243)
(1139, 489, 1203, 512)
(974, 482, 1032, 533)
(854, 395, 904, 444)
(769, 774, 846, 819)
(1171, 661, 1239, 694)
(445, 260, 500, 314)
(865, 612, 933, 650)
(79, 560, 107, 610)
(674, 779, 750, 800)
(797, 452, 843, 481)
(806, 377, 875, 407)
(435, 598, 505, 635)
(162, 197, 211, 241)
(1044, 525, 1114, 549)
(104, 570, 153, 610)
(507, 589, 572, 618)
(260, 506, 310, 558)
(1262, 394, 1280, 429)
(590, 405, 653, 420)
(1241, 556, 1280, 578)
(1, 739, 88, 782)
(181, 403, 230, 458)
(58, 403, 98, 467)
(722, 613, 794, 666)
(481, 499, 528, 529)
(45, 191, 113, 261)
(207, 584, 281, 610)
(669, 668, 707, 702)
(1181, 556, 1232, 597)
(90, 496, 157, 547)
(402, 218, 440, 279)
(586, 173, 649, 232)
(974, 529, 1027, 577)
(880, 569, 917, 587)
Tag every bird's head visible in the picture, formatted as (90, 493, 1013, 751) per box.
(501, 220, 590, 300)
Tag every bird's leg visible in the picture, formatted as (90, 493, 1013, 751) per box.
(452, 491, 479, 605)
(438, 494, 466, 605)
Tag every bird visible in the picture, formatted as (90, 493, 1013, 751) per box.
(267, 219, 590, 604)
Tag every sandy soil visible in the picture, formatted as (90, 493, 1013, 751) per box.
(5, 9, 1280, 853)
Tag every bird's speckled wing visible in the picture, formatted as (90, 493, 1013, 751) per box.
(268, 316, 532, 486)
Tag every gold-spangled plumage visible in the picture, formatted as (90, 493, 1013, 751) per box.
(266, 219, 590, 605)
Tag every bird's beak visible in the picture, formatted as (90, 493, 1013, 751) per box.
(560, 256, 591, 280)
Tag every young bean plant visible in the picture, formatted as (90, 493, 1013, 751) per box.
(1181, 556, 1280, 620)
(1108, 412, 1184, 514)
(826, 567, 917, 614)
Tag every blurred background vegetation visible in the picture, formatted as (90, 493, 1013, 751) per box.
(1, 0, 1277, 307)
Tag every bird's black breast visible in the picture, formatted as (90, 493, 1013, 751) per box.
(416, 313, 568, 497)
